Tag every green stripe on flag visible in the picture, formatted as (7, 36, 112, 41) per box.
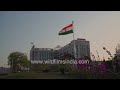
(59, 30, 73, 35)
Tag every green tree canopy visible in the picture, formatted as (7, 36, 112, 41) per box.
(8, 52, 30, 72)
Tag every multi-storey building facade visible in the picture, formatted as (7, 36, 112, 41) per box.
(58, 38, 90, 59)
(30, 38, 90, 61)
(30, 45, 54, 60)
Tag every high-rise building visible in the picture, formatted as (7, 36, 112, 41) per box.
(58, 38, 90, 59)
(30, 38, 90, 61)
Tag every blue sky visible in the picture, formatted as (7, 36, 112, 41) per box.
(0, 11, 120, 67)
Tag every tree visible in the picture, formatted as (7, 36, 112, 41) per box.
(8, 52, 30, 72)
(115, 44, 120, 57)
(62, 53, 75, 60)
(112, 44, 120, 71)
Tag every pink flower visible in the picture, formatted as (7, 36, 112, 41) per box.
(100, 63, 107, 75)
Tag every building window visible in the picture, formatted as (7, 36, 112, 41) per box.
(39, 51, 41, 60)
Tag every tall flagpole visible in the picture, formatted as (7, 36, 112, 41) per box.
(58, 35, 61, 60)
(72, 21, 77, 60)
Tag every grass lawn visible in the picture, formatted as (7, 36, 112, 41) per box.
(0, 72, 82, 79)
(0, 70, 120, 79)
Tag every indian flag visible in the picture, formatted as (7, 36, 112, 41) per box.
(59, 23, 73, 35)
